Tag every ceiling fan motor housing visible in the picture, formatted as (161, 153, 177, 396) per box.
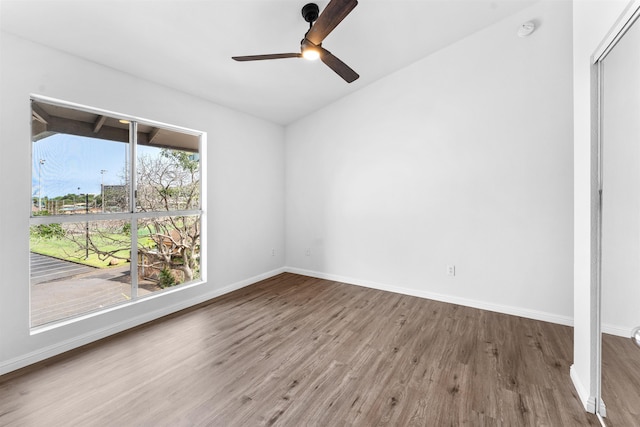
(302, 3, 319, 23)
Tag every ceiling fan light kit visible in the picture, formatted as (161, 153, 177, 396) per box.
(232, 0, 359, 83)
(301, 39, 321, 61)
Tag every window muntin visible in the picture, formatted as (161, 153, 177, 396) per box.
(30, 98, 203, 328)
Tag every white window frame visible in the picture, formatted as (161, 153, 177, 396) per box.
(29, 94, 206, 329)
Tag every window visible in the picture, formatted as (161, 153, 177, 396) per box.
(30, 97, 204, 328)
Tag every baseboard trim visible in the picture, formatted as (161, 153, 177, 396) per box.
(602, 322, 633, 338)
(285, 267, 574, 327)
(570, 364, 595, 413)
(569, 365, 607, 417)
(0, 267, 286, 376)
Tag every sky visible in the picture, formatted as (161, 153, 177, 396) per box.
(32, 133, 157, 199)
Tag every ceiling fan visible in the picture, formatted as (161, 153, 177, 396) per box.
(232, 0, 359, 83)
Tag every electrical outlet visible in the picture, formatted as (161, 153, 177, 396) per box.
(271, 248, 275, 257)
(447, 265, 456, 277)
(305, 248, 311, 256)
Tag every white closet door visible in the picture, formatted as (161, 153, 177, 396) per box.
(601, 17, 640, 337)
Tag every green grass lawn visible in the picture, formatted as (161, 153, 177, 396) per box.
(30, 234, 154, 268)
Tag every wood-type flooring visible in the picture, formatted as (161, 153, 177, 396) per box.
(0, 273, 623, 426)
(602, 332, 640, 426)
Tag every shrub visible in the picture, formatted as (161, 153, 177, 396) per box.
(31, 223, 65, 239)
(158, 267, 176, 289)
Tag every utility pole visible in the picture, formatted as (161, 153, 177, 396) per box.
(100, 169, 108, 213)
(38, 159, 45, 210)
(85, 192, 89, 259)
(79, 187, 89, 259)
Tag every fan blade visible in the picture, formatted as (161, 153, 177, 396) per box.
(233, 53, 302, 61)
(306, 0, 358, 45)
(319, 47, 359, 83)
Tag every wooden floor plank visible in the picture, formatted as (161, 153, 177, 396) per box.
(0, 273, 611, 426)
(601, 332, 640, 426)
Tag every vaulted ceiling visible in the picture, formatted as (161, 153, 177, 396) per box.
(1, 0, 537, 125)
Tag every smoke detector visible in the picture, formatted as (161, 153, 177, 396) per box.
(518, 21, 535, 37)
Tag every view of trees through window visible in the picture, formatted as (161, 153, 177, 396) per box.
(30, 98, 203, 327)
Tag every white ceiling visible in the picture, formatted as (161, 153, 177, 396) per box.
(1, 0, 537, 125)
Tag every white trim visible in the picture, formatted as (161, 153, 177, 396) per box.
(595, 58, 605, 420)
(199, 132, 207, 284)
(592, 0, 640, 63)
(571, 364, 606, 416)
(130, 120, 139, 298)
(0, 267, 286, 376)
(285, 267, 574, 327)
(602, 323, 636, 338)
(571, 364, 595, 413)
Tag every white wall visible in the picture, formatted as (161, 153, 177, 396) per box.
(0, 32, 285, 374)
(571, 0, 631, 413)
(286, 1, 574, 323)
